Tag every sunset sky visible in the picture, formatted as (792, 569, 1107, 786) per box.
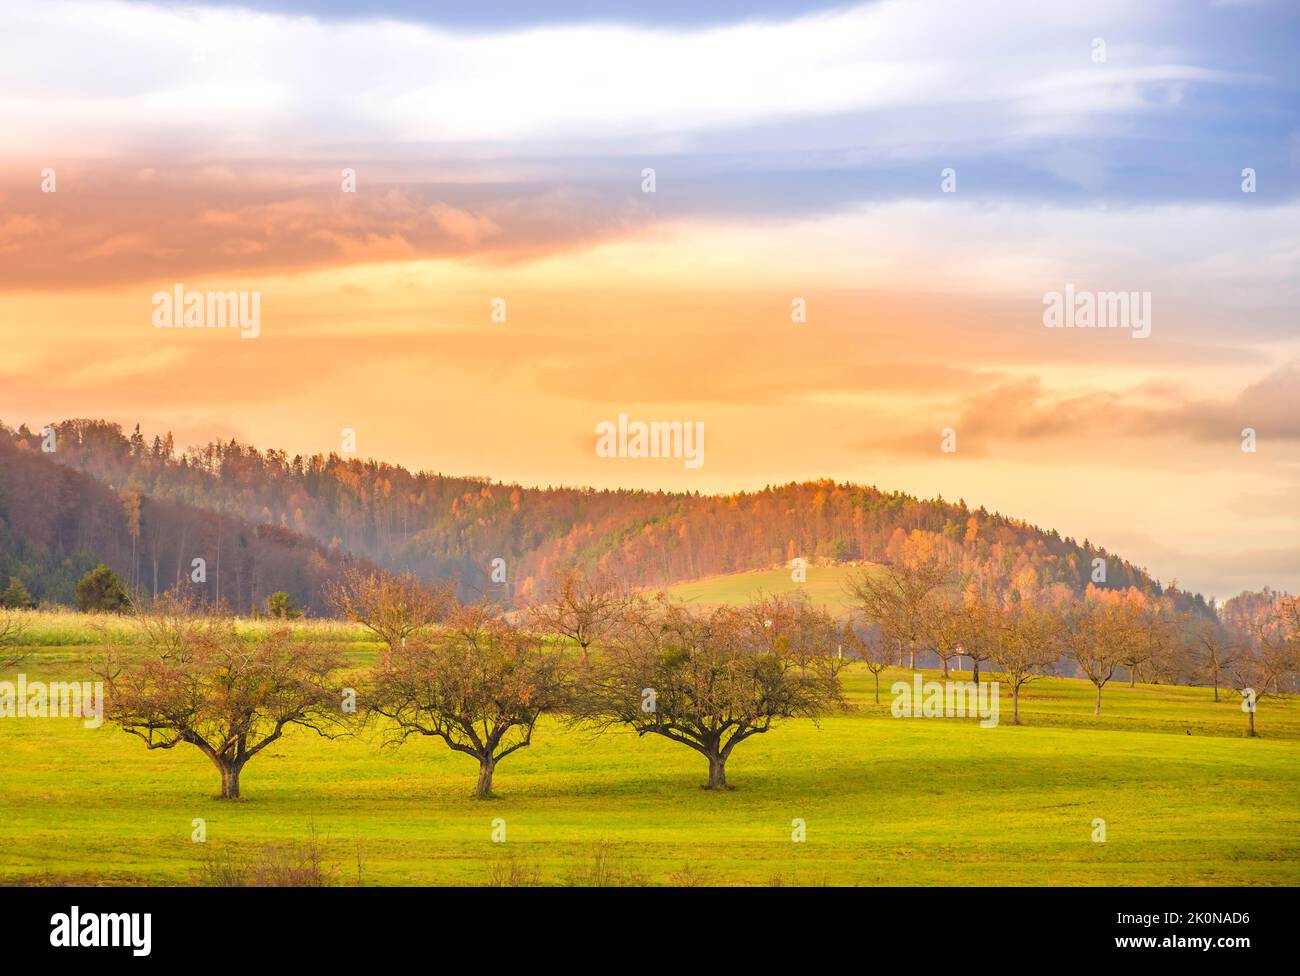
(0, 0, 1297, 600)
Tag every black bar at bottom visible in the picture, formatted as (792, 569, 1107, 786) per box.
(0, 885, 1284, 963)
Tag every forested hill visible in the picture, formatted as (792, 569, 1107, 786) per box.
(0, 431, 361, 613)
(0, 419, 1213, 615)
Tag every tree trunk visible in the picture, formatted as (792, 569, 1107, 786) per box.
(873, 671, 880, 705)
(218, 762, 243, 800)
(1094, 683, 1102, 716)
(475, 758, 497, 799)
(1012, 684, 1021, 725)
(972, 659, 980, 687)
(706, 754, 728, 790)
(1212, 678, 1219, 703)
(907, 640, 915, 670)
(941, 655, 949, 678)
(1247, 709, 1256, 738)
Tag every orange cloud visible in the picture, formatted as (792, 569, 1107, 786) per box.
(0, 166, 644, 290)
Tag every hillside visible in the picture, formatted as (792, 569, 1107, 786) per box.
(0, 434, 362, 613)
(0, 419, 1213, 613)
(663, 565, 876, 611)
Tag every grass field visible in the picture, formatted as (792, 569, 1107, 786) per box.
(2, 607, 374, 647)
(663, 564, 874, 611)
(2, 614, 1298, 886)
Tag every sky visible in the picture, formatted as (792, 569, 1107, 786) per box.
(0, 0, 1297, 601)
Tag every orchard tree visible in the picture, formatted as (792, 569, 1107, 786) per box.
(1191, 617, 1240, 703)
(842, 617, 895, 704)
(924, 603, 964, 677)
(327, 567, 451, 667)
(1063, 595, 1125, 715)
(956, 592, 997, 686)
(1140, 598, 1180, 684)
(369, 603, 567, 798)
(1114, 592, 1160, 686)
(124, 588, 224, 660)
(102, 601, 345, 798)
(732, 592, 839, 657)
(987, 601, 1060, 726)
(1229, 643, 1297, 737)
(846, 549, 950, 670)
(1230, 597, 1300, 737)
(0, 610, 26, 669)
(576, 596, 845, 790)
(528, 568, 628, 665)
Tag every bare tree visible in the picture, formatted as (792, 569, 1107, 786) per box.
(924, 603, 964, 677)
(0, 610, 26, 670)
(987, 602, 1059, 726)
(326, 567, 452, 668)
(370, 603, 568, 798)
(102, 622, 346, 798)
(1191, 617, 1240, 703)
(528, 568, 627, 665)
(1063, 600, 1124, 715)
(1139, 602, 1178, 685)
(1229, 597, 1300, 737)
(957, 597, 996, 687)
(1229, 643, 1296, 738)
(574, 595, 845, 790)
(846, 556, 949, 670)
(1116, 599, 1166, 687)
(119, 587, 223, 660)
(842, 617, 895, 704)
(731, 591, 840, 657)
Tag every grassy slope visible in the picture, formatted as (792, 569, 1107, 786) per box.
(1, 623, 1297, 886)
(662, 564, 876, 612)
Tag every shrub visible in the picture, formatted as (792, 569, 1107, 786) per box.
(75, 565, 129, 613)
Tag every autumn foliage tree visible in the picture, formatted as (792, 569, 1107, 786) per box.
(18, 423, 1205, 614)
(575, 594, 845, 790)
(369, 603, 568, 798)
(101, 594, 345, 798)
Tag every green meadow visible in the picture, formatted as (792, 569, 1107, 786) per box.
(1, 612, 1297, 886)
(664, 563, 872, 612)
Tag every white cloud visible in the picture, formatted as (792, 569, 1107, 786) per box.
(569, 197, 1300, 309)
(0, 0, 1231, 158)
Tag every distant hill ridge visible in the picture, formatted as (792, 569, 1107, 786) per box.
(0, 430, 362, 613)
(0, 419, 1212, 615)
